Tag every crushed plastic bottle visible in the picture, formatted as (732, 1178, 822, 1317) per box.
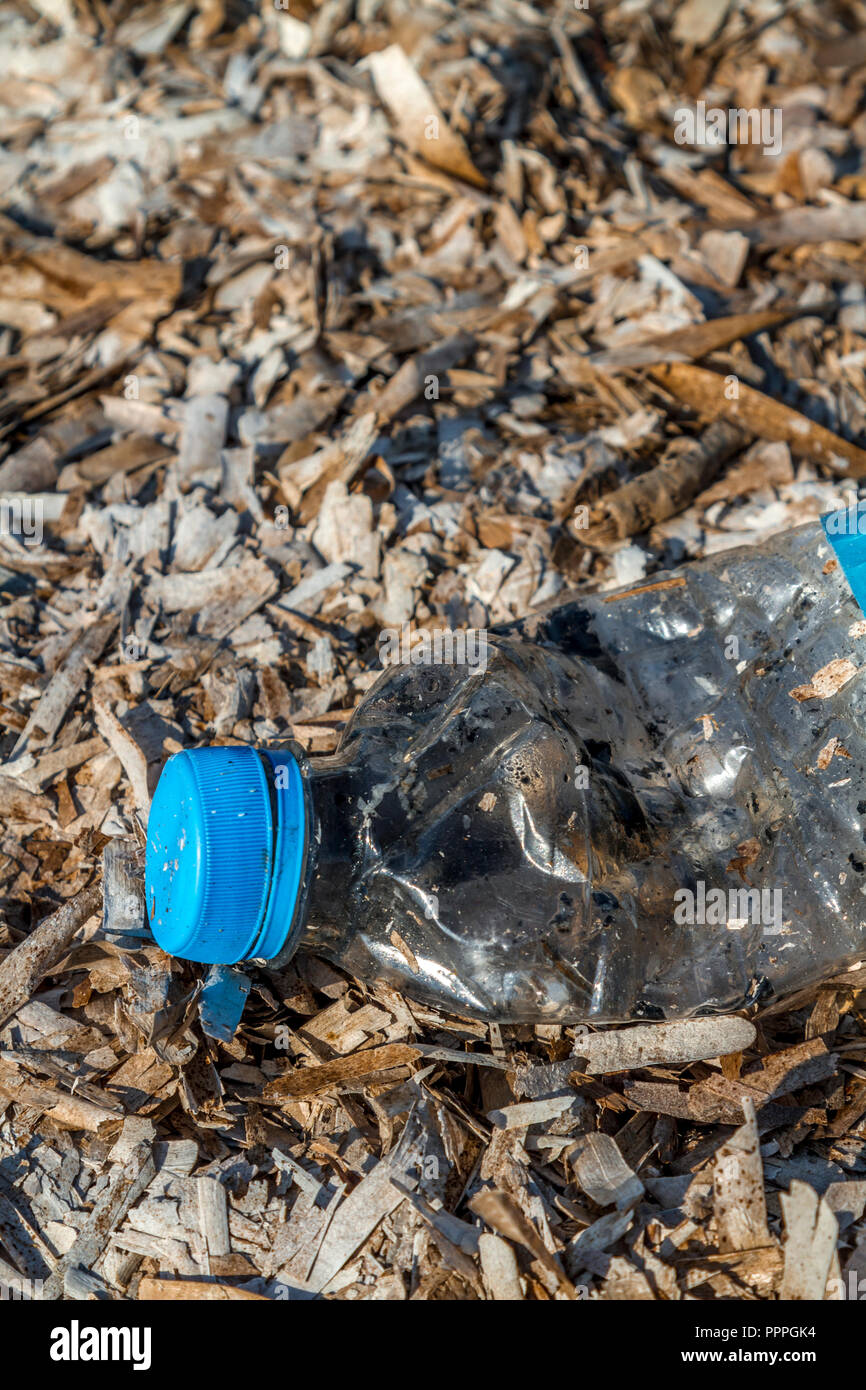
(144, 508, 866, 1024)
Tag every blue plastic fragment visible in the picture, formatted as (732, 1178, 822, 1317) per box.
(199, 965, 251, 1042)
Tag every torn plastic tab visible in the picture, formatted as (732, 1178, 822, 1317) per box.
(199, 965, 251, 1042)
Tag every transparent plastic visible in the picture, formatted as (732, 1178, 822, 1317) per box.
(288, 518, 866, 1023)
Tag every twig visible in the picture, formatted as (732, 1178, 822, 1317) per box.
(574, 419, 747, 548)
(551, 21, 605, 124)
(0, 879, 102, 1029)
(38, 1137, 155, 1301)
(371, 332, 476, 424)
(649, 363, 866, 477)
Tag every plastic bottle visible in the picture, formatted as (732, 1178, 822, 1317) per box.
(144, 507, 866, 1023)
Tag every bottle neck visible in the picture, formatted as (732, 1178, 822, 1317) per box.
(296, 756, 359, 952)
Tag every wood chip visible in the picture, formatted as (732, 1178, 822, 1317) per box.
(368, 46, 486, 189)
(790, 659, 859, 702)
(712, 1099, 772, 1253)
(779, 1181, 839, 1301)
(478, 1232, 524, 1300)
(567, 1132, 644, 1211)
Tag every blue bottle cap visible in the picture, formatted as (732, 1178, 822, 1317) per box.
(145, 745, 306, 965)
